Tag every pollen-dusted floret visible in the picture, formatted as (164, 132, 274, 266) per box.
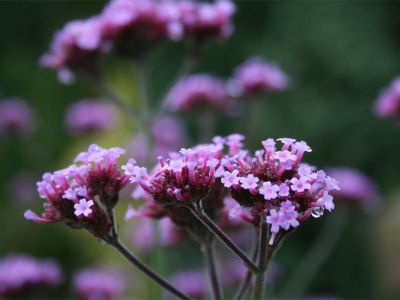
(25, 144, 129, 239)
(229, 57, 289, 97)
(165, 74, 232, 113)
(216, 136, 338, 245)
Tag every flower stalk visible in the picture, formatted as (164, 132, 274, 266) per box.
(202, 239, 222, 300)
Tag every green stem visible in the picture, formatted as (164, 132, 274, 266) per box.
(253, 214, 269, 300)
(186, 204, 260, 274)
(280, 208, 348, 298)
(203, 240, 223, 300)
(110, 239, 191, 300)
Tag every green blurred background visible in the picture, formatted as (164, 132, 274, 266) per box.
(1, 1, 400, 299)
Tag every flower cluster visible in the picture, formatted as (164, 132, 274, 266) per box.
(229, 57, 289, 97)
(165, 74, 232, 113)
(0, 98, 36, 138)
(41, 0, 236, 83)
(170, 270, 207, 300)
(73, 267, 126, 300)
(216, 136, 339, 245)
(327, 167, 380, 212)
(374, 77, 400, 120)
(0, 254, 62, 297)
(65, 99, 118, 135)
(24, 144, 128, 239)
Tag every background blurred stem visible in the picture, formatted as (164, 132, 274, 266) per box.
(202, 239, 222, 300)
(235, 227, 260, 300)
(110, 239, 190, 300)
(280, 208, 348, 298)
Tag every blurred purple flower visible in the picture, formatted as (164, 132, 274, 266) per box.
(65, 99, 118, 135)
(0, 98, 36, 138)
(229, 57, 289, 97)
(0, 254, 62, 297)
(327, 167, 380, 213)
(179, 0, 236, 40)
(40, 17, 110, 84)
(169, 270, 207, 300)
(165, 74, 232, 113)
(9, 171, 37, 203)
(374, 77, 400, 120)
(73, 267, 126, 300)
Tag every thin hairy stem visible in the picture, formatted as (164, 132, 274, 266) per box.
(186, 204, 260, 274)
(203, 240, 223, 300)
(252, 214, 269, 300)
(110, 239, 191, 300)
(235, 228, 260, 300)
(280, 208, 348, 298)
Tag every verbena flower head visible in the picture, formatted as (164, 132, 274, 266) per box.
(65, 99, 118, 135)
(327, 167, 380, 213)
(165, 74, 232, 113)
(100, 0, 184, 56)
(73, 267, 126, 300)
(0, 254, 62, 297)
(0, 98, 36, 138)
(179, 0, 236, 40)
(374, 77, 400, 120)
(25, 144, 128, 240)
(230, 57, 289, 97)
(40, 17, 109, 84)
(170, 270, 206, 300)
(216, 136, 339, 245)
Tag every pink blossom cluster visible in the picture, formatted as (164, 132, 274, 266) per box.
(215, 136, 338, 245)
(229, 57, 289, 97)
(24, 144, 129, 238)
(41, 0, 236, 83)
(327, 167, 380, 212)
(65, 99, 118, 135)
(73, 267, 126, 300)
(374, 77, 400, 120)
(165, 74, 232, 113)
(0, 254, 62, 297)
(0, 98, 36, 138)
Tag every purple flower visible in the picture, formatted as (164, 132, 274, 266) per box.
(374, 77, 400, 120)
(327, 167, 380, 212)
(230, 57, 289, 97)
(170, 270, 207, 300)
(73, 267, 126, 300)
(0, 254, 62, 297)
(65, 99, 118, 134)
(9, 171, 37, 203)
(259, 181, 279, 200)
(165, 74, 232, 113)
(221, 170, 240, 188)
(179, 0, 236, 40)
(25, 144, 129, 239)
(0, 98, 36, 138)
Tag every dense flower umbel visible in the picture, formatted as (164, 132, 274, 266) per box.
(229, 57, 289, 97)
(0, 254, 62, 297)
(24, 144, 129, 239)
(65, 99, 118, 135)
(0, 98, 36, 138)
(216, 136, 339, 245)
(73, 267, 126, 300)
(374, 77, 400, 120)
(327, 167, 380, 213)
(165, 74, 232, 113)
(179, 0, 236, 40)
(40, 17, 110, 84)
(123, 142, 225, 235)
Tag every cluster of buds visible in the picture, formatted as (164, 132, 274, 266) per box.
(374, 76, 400, 121)
(73, 267, 126, 300)
(0, 254, 62, 297)
(216, 136, 339, 245)
(65, 99, 118, 135)
(24, 144, 129, 240)
(41, 0, 236, 83)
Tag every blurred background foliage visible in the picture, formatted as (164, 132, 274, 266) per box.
(1, 1, 400, 299)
